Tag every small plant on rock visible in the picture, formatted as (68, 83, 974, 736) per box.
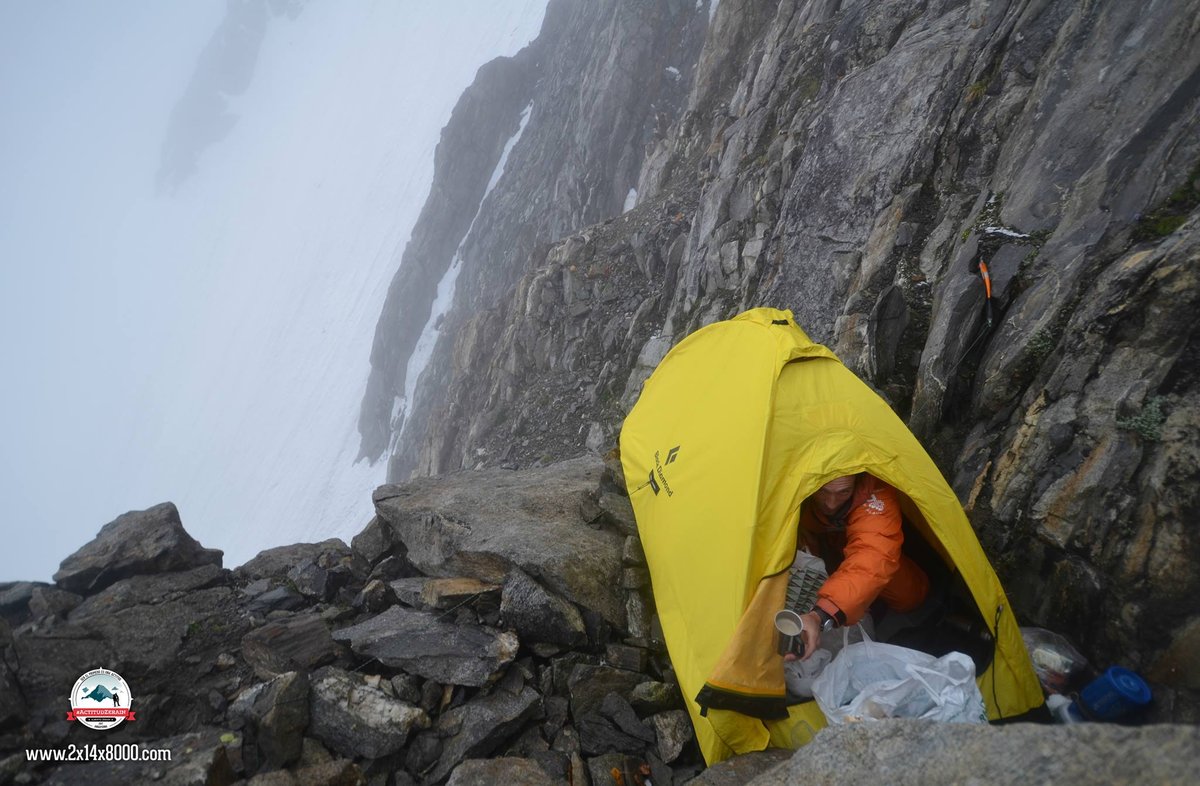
(1117, 396, 1166, 441)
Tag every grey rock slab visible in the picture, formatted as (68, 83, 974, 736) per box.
(652, 710, 693, 763)
(446, 757, 560, 786)
(585, 752, 632, 786)
(630, 681, 683, 716)
(246, 585, 308, 615)
(0, 641, 26, 727)
(598, 491, 638, 536)
(621, 537, 646, 566)
(10, 621, 114, 715)
(600, 693, 655, 745)
(353, 579, 397, 613)
(308, 666, 429, 760)
(234, 539, 351, 582)
(69, 582, 240, 675)
(367, 553, 421, 582)
(250, 671, 310, 769)
(69, 564, 227, 617)
(426, 684, 542, 784)
(405, 730, 444, 777)
(682, 749, 791, 785)
(351, 516, 395, 567)
(389, 577, 429, 607)
(744, 720, 1200, 786)
(53, 502, 222, 595)
(577, 712, 650, 756)
(500, 568, 588, 648)
(605, 643, 647, 673)
(372, 456, 625, 627)
(333, 603, 518, 688)
(541, 695, 569, 741)
(242, 614, 337, 680)
(0, 581, 43, 620)
(420, 576, 500, 610)
(625, 591, 650, 640)
(567, 664, 648, 724)
(288, 561, 341, 601)
(245, 759, 365, 786)
(27, 586, 82, 619)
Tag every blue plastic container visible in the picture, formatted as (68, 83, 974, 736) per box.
(1079, 666, 1151, 720)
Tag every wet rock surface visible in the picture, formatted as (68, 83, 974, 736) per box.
(359, 0, 1200, 719)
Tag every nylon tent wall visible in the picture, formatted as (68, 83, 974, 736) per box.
(620, 307, 1043, 764)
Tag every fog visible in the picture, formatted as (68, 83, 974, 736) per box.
(0, 1, 549, 581)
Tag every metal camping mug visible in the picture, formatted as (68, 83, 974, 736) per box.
(774, 609, 806, 658)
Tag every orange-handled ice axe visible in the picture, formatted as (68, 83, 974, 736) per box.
(978, 259, 994, 329)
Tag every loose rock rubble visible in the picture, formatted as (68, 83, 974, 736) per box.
(1, 456, 702, 785)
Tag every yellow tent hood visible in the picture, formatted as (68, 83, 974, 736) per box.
(619, 307, 1043, 763)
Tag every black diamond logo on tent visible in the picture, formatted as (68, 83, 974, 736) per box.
(665, 446, 680, 465)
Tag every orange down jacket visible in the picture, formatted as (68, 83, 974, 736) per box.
(798, 473, 928, 625)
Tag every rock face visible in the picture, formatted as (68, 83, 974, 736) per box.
(53, 502, 223, 594)
(745, 719, 1200, 786)
(358, 0, 709, 479)
(359, 0, 1200, 707)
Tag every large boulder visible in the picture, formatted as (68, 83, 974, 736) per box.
(234, 539, 352, 581)
(63, 565, 239, 674)
(745, 720, 1200, 785)
(308, 666, 429, 760)
(372, 456, 626, 627)
(332, 606, 517, 687)
(53, 503, 222, 595)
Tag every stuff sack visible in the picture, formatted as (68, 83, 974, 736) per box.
(812, 629, 987, 724)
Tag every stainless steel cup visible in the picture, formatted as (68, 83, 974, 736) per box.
(775, 609, 806, 658)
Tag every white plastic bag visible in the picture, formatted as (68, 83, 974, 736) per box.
(784, 647, 832, 698)
(811, 627, 987, 724)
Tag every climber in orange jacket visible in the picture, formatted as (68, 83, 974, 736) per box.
(792, 473, 929, 660)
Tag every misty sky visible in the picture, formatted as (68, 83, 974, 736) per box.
(0, 0, 549, 582)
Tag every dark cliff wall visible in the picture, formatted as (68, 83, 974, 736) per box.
(362, 0, 1200, 711)
(359, 0, 707, 477)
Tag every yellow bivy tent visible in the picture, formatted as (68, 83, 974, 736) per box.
(619, 307, 1044, 764)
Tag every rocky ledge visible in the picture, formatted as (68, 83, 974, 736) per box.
(3, 457, 1198, 785)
